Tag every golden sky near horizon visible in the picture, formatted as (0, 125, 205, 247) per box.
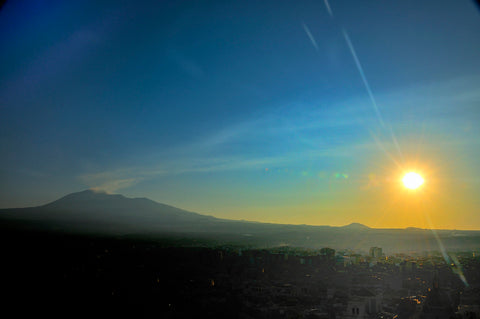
(1, 1, 479, 231)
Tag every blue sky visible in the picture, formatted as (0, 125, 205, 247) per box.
(1, 0, 479, 228)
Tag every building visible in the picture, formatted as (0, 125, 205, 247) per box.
(421, 270, 454, 319)
(345, 287, 382, 319)
(369, 247, 383, 258)
(456, 288, 480, 319)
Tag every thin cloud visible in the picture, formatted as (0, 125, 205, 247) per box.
(78, 145, 356, 191)
(78, 75, 480, 192)
(167, 49, 204, 78)
(0, 9, 124, 107)
(90, 178, 139, 193)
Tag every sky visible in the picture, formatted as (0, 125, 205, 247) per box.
(1, 0, 480, 229)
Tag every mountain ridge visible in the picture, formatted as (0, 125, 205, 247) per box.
(0, 189, 475, 231)
(1, 190, 479, 252)
(37, 190, 373, 230)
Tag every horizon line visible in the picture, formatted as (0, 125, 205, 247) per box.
(1, 188, 479, 232)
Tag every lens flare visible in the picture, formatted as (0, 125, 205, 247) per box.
(402, 172, 424, 189)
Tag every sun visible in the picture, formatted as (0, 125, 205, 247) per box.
(402, 172, 424, 190)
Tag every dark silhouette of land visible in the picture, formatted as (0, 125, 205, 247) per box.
(1, 226, 479, 319)
(1, 189, 480, 252)
(1, 190, 480, 318)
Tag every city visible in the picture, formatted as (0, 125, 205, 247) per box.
(2, 229, 479, 319)
(1, 1, 480, 318)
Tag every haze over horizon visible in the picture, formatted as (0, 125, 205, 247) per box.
(5, 188, 480, 232)
(1, 0, 480, 230)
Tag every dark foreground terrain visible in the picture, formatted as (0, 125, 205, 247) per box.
(1, 223, 479, 319)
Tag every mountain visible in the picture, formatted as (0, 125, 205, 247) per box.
(43, 189, 216, 224)
(0, 189, 222, 234)
(1, 190, 480, 252)
(341, 222, 370, 230)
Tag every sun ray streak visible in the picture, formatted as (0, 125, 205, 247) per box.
(342, 29, 385, 128)
(319, 0, 404, 163)
(369, 130, 403, 169)
(302, 23, 319, 51)
(341, 29, 406, 164)
(424, 212, 469, 287)
(388, 123, 405, 163)
(323, 0, 333, 17)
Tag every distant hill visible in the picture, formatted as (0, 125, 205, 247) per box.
(1, 190, 479, 252)
(341, 223, 370, 230)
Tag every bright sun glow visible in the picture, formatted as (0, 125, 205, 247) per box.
(402, 172, 424, 190)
